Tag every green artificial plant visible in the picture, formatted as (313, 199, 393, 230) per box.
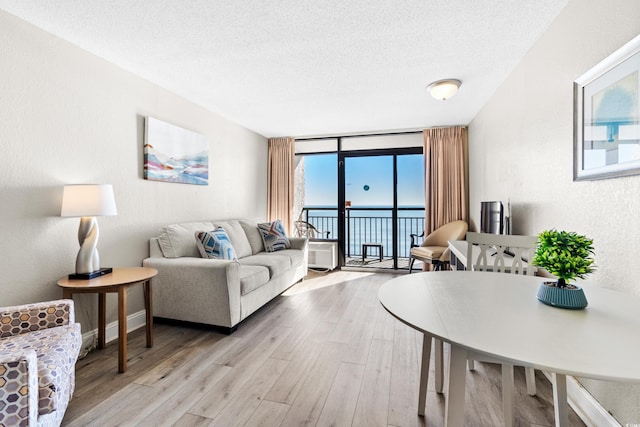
(532, 229, 595, 288)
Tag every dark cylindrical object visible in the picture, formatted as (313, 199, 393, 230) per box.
(480, 201, 503, 234)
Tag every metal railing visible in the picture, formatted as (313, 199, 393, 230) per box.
(299, 206, 425, 259)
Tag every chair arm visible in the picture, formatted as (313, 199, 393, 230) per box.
(0, 300, 75, 338)
(410, 232, 424, 248)
(0, 348, 39, 425)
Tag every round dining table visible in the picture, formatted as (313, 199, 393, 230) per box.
(378, 271, 640, 427)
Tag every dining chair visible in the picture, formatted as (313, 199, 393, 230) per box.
(464, 231, 539, 426)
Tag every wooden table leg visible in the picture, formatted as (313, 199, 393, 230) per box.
(98, 293, 106, 349)
(118, 286, 127, 373)
(144, 279, 153, 348)
(445, 344, 468, 427)
(553, 373, 568, 427)
(418, 332, 433, 416)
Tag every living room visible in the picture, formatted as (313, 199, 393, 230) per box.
(2, 0, 640, 426)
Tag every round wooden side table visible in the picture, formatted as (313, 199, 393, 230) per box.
(57, 267, 158, 373)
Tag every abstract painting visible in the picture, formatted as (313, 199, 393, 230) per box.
(574, 35, 640, 180)
(144, 117, 209, 185)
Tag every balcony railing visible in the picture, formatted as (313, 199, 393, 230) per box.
(299, 206, 425, 259)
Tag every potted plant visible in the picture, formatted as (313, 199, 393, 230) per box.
(532, 229, 595, 309)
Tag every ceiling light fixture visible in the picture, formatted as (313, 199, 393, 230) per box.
(427, 79, 462, 100)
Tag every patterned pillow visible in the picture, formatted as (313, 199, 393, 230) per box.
(257, 220, 291, 252)
(195, 228, 238, 260)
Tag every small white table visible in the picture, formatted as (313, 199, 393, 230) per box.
(378, 271, 640, 426)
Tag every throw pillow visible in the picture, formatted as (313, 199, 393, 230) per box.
(257, 220, 291, 252)
(195, 228, 238, 261)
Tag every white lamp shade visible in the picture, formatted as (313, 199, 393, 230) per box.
(428, 79, 461, 100)
(61, 184, 117, 217)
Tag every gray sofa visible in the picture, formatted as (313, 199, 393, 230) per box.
(143, 219, 308, 333)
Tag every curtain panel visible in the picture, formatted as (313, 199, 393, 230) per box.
(267, 137, 295, 235)
(423, 127, 468, 237)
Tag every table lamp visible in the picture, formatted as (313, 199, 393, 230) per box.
(61, 184, 117, 279)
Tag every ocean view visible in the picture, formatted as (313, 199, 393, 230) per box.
(301, 205, 425, 258)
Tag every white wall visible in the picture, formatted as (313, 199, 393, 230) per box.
(468, 0, 640, 422)
(0, 11, 267, 333)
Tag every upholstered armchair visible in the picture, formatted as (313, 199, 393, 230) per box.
(0, 300, 82, 427)
(408, 220, 468, 272)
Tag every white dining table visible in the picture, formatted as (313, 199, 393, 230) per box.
(378, 271, 640, 426)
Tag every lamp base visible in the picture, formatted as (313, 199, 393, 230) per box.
(69, 267, 113, 280)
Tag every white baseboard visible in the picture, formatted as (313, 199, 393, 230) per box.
(80, 309, 148, 354)
(542, 371, 620, 427)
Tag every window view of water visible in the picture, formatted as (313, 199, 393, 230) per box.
(300, 206, 425, 259)
(298, 149, 425, 267)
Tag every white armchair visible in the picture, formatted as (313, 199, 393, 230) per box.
(0, 300, 82, 427)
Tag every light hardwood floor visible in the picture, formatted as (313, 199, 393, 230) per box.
(63, 271, 586, 426)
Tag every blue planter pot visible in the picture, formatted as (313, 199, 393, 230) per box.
(536, 281, 588, 309)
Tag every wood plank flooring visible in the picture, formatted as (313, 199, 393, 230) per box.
(63, 271, 587, 427)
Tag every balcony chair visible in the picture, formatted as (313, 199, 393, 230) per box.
(408, 220, 468, 272)
(0, 299, 82, 427)
(294, 220, 330, 239)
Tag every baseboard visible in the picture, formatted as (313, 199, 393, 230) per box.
(542, 372, 620, 427)
(80, 309, 148, 354)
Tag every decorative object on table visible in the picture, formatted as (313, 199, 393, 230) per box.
(574, 34, 640, 181)
(532, 229, 595, 309)
(144, 116, 209, 185)
(61, 184, 117, 279)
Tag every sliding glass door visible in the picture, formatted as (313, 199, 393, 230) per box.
(341, 151, 424, 270)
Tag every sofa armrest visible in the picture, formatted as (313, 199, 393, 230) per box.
(0, 300, 75, 338)
(142, 257, 242, 328)
(288, 237, 308, 251)
(0, 348, 39, 425)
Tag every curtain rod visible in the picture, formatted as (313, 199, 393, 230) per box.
(295, 130, 423, 142)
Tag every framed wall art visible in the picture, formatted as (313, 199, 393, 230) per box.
(144, 117, 209, 185)
(574, 35, 640, 180)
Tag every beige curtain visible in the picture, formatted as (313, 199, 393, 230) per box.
(423, 127, 468, 236)
(267, 137, 295, 235)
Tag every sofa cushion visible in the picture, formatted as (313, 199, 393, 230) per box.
(263, 249, 305, 267)
(239, 220, 266, 254)
(195, 229, 238, 261)
(0, 323, 81, 415)
(238, 265, 270, 295)
(158, 222, 215, 258)
(257, 220, 290, 252)
(213, 220, 252, 258)
(239, 253, 292, 277)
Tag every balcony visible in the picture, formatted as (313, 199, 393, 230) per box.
(298, 206, 425, 270)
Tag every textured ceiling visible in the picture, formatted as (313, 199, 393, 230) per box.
(0, 1, 568, 138)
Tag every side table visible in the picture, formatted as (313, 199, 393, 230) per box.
(57, 267, 158, 373)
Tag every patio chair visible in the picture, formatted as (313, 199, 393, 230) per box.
(294, 220, 330, 239)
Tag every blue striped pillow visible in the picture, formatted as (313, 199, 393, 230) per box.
(257, 220, 290, 252)
(195, 228, 238, 260)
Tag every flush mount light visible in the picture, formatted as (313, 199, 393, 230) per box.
(427, 79, 462, 100)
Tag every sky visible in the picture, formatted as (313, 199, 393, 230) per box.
(304, 153, 425, 207)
